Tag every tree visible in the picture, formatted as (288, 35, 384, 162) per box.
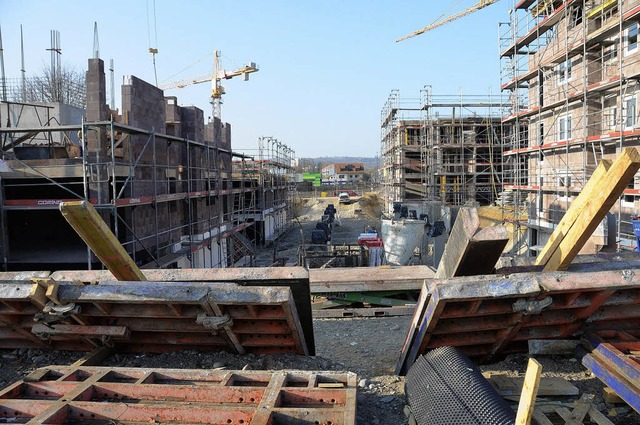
(24, 65, 86, 109)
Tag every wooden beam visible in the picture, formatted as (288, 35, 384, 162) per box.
(542, 148, 640, 271)
(59, 201, 146, 281)
(515, 358, 542, 425)
(535, 160, 612, 266)
(435, 207, 508, 278)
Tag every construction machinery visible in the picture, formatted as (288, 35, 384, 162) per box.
(396, 0, 499, 42)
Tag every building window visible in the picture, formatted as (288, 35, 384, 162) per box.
(557, 174, 571, 200)
(603, 36, 618, 62)
(625, 22, 638, 55)
(570, 5, 583, 28)
(624, 96, 637, 129)
(558, 114, 572, 141)
(558, 59, 572, 84)
(607, 105, 618, 130)
(623, 179, 636, 205)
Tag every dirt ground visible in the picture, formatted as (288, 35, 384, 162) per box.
(1, 195, 639, 424)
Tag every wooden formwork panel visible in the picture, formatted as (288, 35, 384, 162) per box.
(397, 269, 640, 375)
(0, 280, 311, 355)
(0, 366, 357, 424)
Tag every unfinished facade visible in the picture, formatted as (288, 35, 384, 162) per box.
(0, 58, 293, 271)
(500, 0, 640, 253)
(380, 88, 508, 208)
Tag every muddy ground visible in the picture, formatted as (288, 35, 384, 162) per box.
(1, 195, 639, 424)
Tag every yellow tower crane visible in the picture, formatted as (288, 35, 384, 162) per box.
(159, 50, 259, 124)
(396, 0, 499, 42)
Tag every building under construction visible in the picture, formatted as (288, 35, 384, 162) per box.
(380, 88, 510, 209)
(500, 0, 640, 254)
(0, 58, 294, 271)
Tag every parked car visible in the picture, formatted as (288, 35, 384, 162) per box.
(338, 192, 351, 204)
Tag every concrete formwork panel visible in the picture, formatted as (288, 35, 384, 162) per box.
(0, 366, 357, 424)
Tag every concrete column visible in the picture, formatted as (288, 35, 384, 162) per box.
(85, 58, 109, 204)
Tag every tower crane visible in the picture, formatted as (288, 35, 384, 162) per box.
(396, 0, 499, 42)
(159, 50, 259, 124)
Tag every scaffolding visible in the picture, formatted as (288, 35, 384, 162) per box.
(499, 0, 640, 254)
(380, 88, 509, 209)
(0, 99, 291, 271)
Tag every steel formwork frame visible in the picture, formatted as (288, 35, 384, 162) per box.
(0, 367, 356, 424)
(500, 0, 640, 255)
(0, 104, 265, 271)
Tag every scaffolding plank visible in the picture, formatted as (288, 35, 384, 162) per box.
(0, 366, 357, 425)
(397, 268, 640, 375)
(0, 280, 312, 355)
(435, 207, 508, 278)
(59, 201, 146, 281)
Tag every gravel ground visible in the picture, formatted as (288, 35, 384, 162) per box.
(1, 196, 639, 424)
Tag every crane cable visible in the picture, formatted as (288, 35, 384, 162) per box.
(146, 0, 159, 86)
(433, 0, 465, 30)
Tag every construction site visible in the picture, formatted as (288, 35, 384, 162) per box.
(1, 0, 640, 424)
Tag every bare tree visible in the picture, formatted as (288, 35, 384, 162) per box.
(24, 65, 85, 108)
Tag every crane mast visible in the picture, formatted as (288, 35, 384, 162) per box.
(396, 0, 499, 42)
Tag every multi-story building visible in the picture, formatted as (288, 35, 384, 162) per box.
(321, 163, 365, 184)
(0, 58, 293, 271)
(500, 0, 640, 254)
(380, 88, 509, 209)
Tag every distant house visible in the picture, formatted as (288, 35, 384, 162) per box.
(321, 163, 365, 185)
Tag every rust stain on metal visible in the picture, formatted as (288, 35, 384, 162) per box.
(0, 366, 357, 424)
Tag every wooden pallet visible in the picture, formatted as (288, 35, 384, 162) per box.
(533, 400, 614, 425)
(0, 366, 357, 424)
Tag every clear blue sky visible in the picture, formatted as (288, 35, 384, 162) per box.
(1, 0, 512, 157)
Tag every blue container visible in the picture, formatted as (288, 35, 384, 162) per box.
(633, 220, 640, 237)
(632, 220, 640, 251)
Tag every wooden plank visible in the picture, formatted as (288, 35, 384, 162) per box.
(532, 410, 555, 425)
(542, 149, 640, 271)
(558, 401, 591, 425)
(587, 406, 616, 425)
(313, 305, 415, 318)
(602, 387, 625, 404)
(535, 160, 612, 266)
(515, 358, 542, 425)
(435, 207, 508, 278)
(309, 266, 432, 293)
(484, 374, 579, 397)
(59, 201, 146, 281)
(71, 346, 115, 367)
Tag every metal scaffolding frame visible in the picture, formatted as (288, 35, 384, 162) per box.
(500, 0, 640, 254)
(0, 101, 288, 271)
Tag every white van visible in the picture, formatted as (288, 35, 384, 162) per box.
(338, 192, 351, 204)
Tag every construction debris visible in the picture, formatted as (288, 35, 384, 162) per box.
(582, 331, 640, 414)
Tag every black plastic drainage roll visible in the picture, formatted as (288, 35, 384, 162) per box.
(405, 346, 515, 425)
